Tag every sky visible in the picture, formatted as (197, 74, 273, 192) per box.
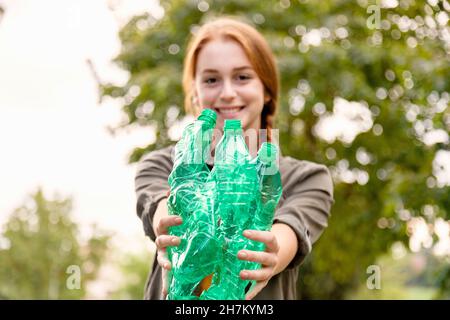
(0, 0, 163, 253)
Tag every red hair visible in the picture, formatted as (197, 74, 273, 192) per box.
(182, 17, 280, 141)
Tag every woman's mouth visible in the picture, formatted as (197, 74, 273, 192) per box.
(214, 106, 245, 118)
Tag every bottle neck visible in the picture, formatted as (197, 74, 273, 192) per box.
(212, 130, 269, 159)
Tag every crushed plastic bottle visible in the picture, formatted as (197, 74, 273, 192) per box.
(166, 108, 220, 300)
(242, 142, 283, 294)
(200, 119, 259, 300)
(166, 116, 283, 300)
(201, 120, 282, 300)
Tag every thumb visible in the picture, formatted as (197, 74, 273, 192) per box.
(162, 269, 170, 299)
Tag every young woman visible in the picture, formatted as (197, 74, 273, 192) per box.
(135, 17, 334, 300)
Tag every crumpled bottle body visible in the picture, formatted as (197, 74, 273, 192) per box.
(201, 123, 282, 300)
(166, 116, 282, 300)
(166, 109, 220, 300)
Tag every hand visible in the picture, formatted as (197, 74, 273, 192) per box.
(237, 230, 280, 300)
(154, 214, 183, 298)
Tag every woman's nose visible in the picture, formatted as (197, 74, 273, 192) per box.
(219, 80, 237, 101)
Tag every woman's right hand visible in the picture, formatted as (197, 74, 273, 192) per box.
(154, 214, 183, 298)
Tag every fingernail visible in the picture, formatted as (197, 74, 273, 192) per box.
(238, 251, 247, 259)
(171, 237, 179, 245)
(241, 272, 248, 279)
(244, 230, 252, 236)
(163, 262, 169, 269)
(175, 217, 182, 224)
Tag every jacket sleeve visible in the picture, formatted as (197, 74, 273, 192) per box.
(134, 147, 173, 242)
(273, 159, 334, 269)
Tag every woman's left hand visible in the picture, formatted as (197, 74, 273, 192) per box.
(237, 229, 280, 300)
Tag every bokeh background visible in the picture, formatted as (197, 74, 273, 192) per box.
(0, 0, 448, 299)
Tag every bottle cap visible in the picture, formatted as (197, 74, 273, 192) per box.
(224, 119, 242, 130)
(198, 108, 217, 127)
(258, 142, 278, 164)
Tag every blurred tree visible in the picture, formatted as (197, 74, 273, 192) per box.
(0, 188, 111, 299)
(109, 250, 154, 299)
(101, 0, 449, 298)
(436, 264, 450, 298)
(347, 249, 444, 299)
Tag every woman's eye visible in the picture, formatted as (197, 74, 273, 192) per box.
(237, 74, 251, 81)
(204, 78, 217, 84)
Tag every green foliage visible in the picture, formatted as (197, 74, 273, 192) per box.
(435, 263, 450, 299)
(101, 0, 450, 298)
(109, 249, 154, 300)
(347, 250, 449, 299)
(0, 188, 111, 299)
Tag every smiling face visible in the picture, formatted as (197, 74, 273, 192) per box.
(193, 39, 270, 132)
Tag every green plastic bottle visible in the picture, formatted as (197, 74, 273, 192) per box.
(201, 121, 283, 300)
(252, 142, 283, 233)
(201, 120, 256, 300)
(232, 142, 282, 298)
(167, 116, 283, 300)
(166, 108, 221, 300)
(241, 142, 283, 293)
